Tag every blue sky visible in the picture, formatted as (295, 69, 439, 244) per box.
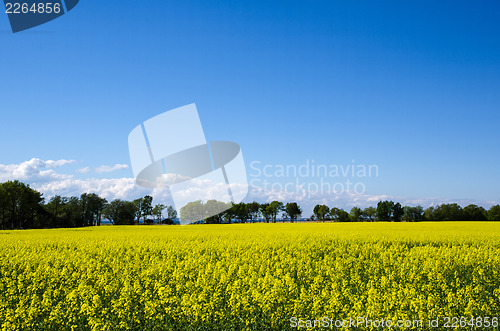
(1, 0, 499, 212)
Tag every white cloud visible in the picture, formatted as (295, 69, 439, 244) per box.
(0, 159, 167, 204)
(0, 158, 74, 183)
(76, 167, 90, 174)
(95, 164, 129, 173)
(35, 177, 153, 201)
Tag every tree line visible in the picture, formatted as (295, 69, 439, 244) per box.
(0, 180, 176, 230)
(1, 180, 499, 229)
(180, 199, 500, 223)
(313, 201, 500, 222)
(180, 200, 303, 224)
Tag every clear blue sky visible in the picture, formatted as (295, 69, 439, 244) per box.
(1, 0, 499, 207)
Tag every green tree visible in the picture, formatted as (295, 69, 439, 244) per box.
(463, 204, 487, 221)
(402, 206, 424, 222)
(313, 204, 330, 222)
(247, 202, 261, 222)
(103, 200, 120, 224)
(350, 207, 363, 222)
(133, 198, 143, 223)
(284, 202, 302, 223)
(363, 207, 376, 222)
(80, 193, 92, 226)
(260, 203, 272, 223)
(46, 195, 66, 219)
(205, 200, 229, 224)
(152, 204, 166, 223)
(0, 186, 6, 230)
(488, 205, 500, 221)
(103, 199, 137, 225)
(67, 197, 84, 227)
(223, 203, 238, 223)
(180, 200, 205, 224)
(376, 201, 394, 221)
(46, 195, 74, 228)
(233, 202, 250, 223)
(413, 206, 424, 221)
(331, 208, 349, 222)
(0, 180, 44, 229)
(141, 195, 154, 221)
(166, 206, 177, 219)
(424, 206, 435, 221)
(81, 193, 107, 226)
(392, 202, 404, 222)
(267, 201, 284, 223)
(120, 201, 139, 225)
(433, 203, 464, 221)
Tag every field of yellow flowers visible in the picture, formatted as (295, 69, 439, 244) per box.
(0, 222, 499, 330)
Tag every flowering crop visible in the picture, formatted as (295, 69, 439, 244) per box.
(0, 222, 499, 330)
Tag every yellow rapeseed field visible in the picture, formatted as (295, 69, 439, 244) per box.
(0, 222, 499, 330)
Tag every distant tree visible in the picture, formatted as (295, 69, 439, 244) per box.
(80, 193, 91, 226)
(413, 205, 424, 221)
(284, 202, 302, 223)
(329, 207, 349, 222)
(0, 186, 6, 230)
(247, 202, 261, 222)
(180, 200, 205, 224)
(260, 203, 272, 223)
(376, 201, 394, 221)
(267, 201, 284, 223)
(350, 207, 363, 222)
(313, 205, 321, 221)
(58, 196, 83, 227)
(116, 201, 137, 225)
(488, 205, 500, 221)
(433, 203, 464, 221)
(463, 204, 487, 221)
(81, 193, 107, 226)
(103, 199, 136, 225)
(133, 198, 143, 224)
(402, 206, 424, 222)
(166, 206, 177, 219)
(363, 207, 376, 222)
(46, 195, 66, 220)
(329, 207, 339, 221)
(313, 204, 329, 222)
(0, 180, 44, 229)
(141, 195, 154, 221)
(424, 206, 435, 221)
(103, 200, 120, 225)
(404, 206, 416, 222)
(205, 200, 229, 224)
(233, 202, 250, 222)
(223, 203, 238, 223)
(336, 209, 350, 222)
(392, 202, 404, 222)
(45, 195, 69, 227)
(152, 204, 166, 223)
